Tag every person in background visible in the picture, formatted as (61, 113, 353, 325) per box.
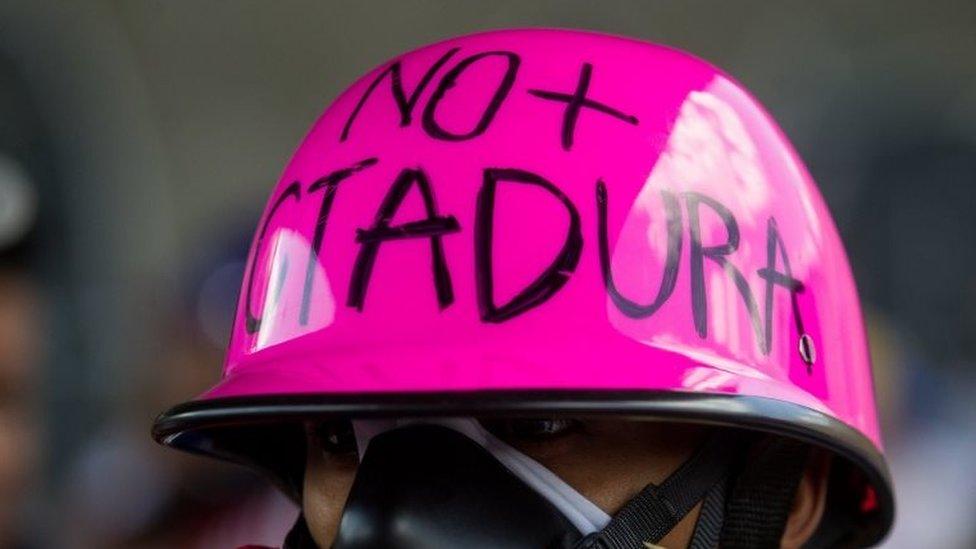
(0, 157, 41, 549)
(62, 225, 296, 549)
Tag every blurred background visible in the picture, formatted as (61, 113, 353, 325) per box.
(0, 1, 974, 547)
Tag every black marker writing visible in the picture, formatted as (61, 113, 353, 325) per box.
(300, 158, 379, 324)
(341, 48, 460, 142)
(422, 51, 521, 141)
(597, 181, 682, 318)
(528, 62, 638, 151)
(475, 168, 582, 322)
(245, 181, 302, 334)
(757, 217, 806, 355)
(685, 192, 764, 346)
(347, 167, 460, 311)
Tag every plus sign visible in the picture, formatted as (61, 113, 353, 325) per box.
(528, 63, 639, 151)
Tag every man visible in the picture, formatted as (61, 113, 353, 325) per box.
(154, 29, 894, 548)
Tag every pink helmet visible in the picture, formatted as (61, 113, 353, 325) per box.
(154, 28, 892, 544)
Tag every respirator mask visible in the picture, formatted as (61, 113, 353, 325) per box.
(284, 418, 766, 549)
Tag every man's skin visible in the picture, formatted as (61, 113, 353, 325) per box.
(303, 420, 830, 548)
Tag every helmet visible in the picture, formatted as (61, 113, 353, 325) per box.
(154, 28, 893, 545)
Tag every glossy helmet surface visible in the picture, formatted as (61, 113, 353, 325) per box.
(154, 29, 893, 544)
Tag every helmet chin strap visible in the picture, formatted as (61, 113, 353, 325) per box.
(286, 421, 782, 549)
(577, 431, 745, 548)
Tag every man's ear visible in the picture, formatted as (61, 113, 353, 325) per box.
(781, 451, 831, 548)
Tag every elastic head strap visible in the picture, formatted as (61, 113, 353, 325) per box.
(688, 475, 727, 549)
(719, 437, 811, 549)
(579, 431, 746, 548)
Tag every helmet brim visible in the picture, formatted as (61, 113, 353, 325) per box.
(153, 389, 893, 545)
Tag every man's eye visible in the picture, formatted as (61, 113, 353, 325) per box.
(315, 420, 358, 455)
(482, 418, 581, 441)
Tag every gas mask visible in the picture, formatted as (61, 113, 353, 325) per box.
(285, 418, 772, 549)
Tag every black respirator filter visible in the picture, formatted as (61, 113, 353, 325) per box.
(331, 424, 584, 549)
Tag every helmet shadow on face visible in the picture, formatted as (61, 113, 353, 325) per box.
(301, 419, 831, 549)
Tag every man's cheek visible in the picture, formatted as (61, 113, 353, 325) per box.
(303, 457, 358, 547)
